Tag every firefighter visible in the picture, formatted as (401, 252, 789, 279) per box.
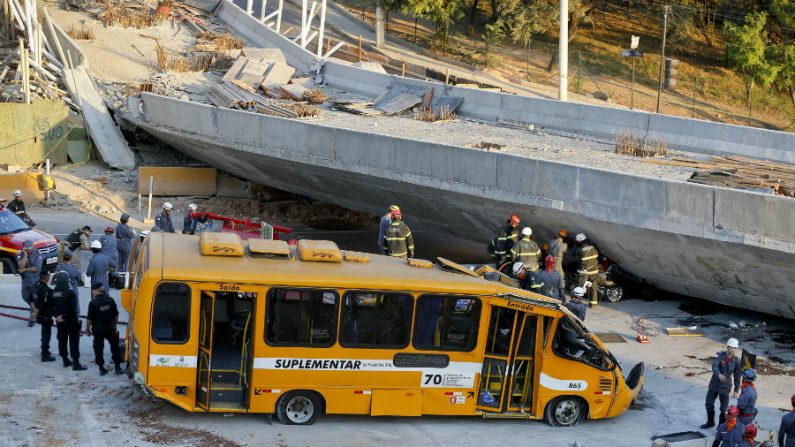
(511, 227, 541, 271)
(99, 227, 118, 266)
(780, 394, 795, 447)
(574, 233, 600, 307)
(86, 282, 123, 375)
(378, 205, 399, 254)
(711, 406, 745, 447)
(154, 202, 175, 233)
(31, 271, 56, 362)
(182, 203, 207, 235)
(382, 209, 414, 258)
(701, 338, 743, 429)
(512, 262, 543, 294)
(86, 240, 116, 293)
(8, 190, 34, 226)
(539, 255, 564, 300)
(63, 225, 92, 269)
(116, 214, 135, 272)
(737, 369, 757, 426)
(16, 240, 41, 326)
(548, 229, 569, 289)
(742, 424, 757, 446)
(564, 286, 588, 321)
(488, 214, 521, 268)
(51, 271, 86, 370)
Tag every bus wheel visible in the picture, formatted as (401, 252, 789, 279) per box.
(544, 396, 586, 427)
(276, 391, 322, 425)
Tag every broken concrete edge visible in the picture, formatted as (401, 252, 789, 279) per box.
(43, 9, 136, 171)
(217, 0, 795, 165)
(129, 93, 795, 255)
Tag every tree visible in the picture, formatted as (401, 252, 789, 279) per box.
(494, 0, 555, 72)
(723, 12, 781, 123)
(545, 0, 594, 71)
(403, 0, 465, 50)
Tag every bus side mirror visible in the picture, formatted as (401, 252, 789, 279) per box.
(121, 289, 132, 312)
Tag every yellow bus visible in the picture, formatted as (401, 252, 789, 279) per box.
(121, 232, 643, 426)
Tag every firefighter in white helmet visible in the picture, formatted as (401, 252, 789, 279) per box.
(700, 337, 743, 429)
(510, 227, 541, 272)
(155, 202, 175, 233)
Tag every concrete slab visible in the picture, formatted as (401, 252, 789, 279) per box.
(263, 62, 296, 85)
(241, 47, 287, 63)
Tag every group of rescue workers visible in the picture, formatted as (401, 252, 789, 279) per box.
(5, 194, 795, 445)
(375, 205, 795, 446)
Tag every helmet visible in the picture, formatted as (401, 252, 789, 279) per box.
(120, 213, 130, 223)
(545, 255, 555, 267)
(90, 240, 102, 249)
(521, 227, 532, 237)
(391, 209, 401, 219)
(12, 190, 21, 196)
(726, 405, 740, 418)
(509, 214, 520, 225)
(512, 262, 525, 275)
(163, 202, 173, 211)
(104, 226, 114, 234)
(52, 270, 70, 285)
(188, 203, 197, 211)
(727, 337, 740, 349)
(559, 229, 568, 238)
(743, 423, 757, 439)
(388, 204, 400, 212)
(742, 369, 756, 382)
(575, 233, 587, 242)
(572, 287, 586, 297)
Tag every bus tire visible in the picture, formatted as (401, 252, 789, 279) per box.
(276, 391, 323, 425)
(544, 396, 587, 427)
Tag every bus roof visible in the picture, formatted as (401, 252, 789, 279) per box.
(145, 233, 562, 309)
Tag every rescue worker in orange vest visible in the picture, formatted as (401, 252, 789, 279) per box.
(488, 214, 520, 268)
(382, 209, 414, 258)
(574, 233, 600, 307)
(711, 406, 745, 447)
(511, 227, 541, 272)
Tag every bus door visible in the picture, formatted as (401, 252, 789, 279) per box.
(196, 286, 256, 412)
(477, 305, 539, 414)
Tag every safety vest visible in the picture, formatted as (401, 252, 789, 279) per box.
(511, 237, 541, 268)
(383, 220, 414, 258)
(580, 243, 599, 275)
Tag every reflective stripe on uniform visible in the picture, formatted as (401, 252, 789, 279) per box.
(581, 255, 598, 261)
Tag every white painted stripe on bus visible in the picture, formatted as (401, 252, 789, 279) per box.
(539, 372, 587, 392)
(149, 355, 198, 368)
(252, 358, 483, 388)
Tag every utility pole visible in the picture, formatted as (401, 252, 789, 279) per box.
(655, 5, 669, 114)
(559, 0, 568, 101)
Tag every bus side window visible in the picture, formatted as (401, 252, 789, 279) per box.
(413, 295, 481, 352)
(265, 288, 338, 347)
(151, 282, 191, 344)
(340, 292, 413, 348)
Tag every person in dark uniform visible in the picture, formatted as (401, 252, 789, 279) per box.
(8, 190, 34, 226)
(382, 209, 414, 258)
(711, 405, 745, 447)
(701, 338, 743, 428)
(565, 286, 588, 321)
(51, 271, 87, 371)
(17, 240, 42, 326)
(86, 282, 123, 375)
(736, 369, 757, 426)
(154, 202, 175, 233)
(115, 213, 136, 272)
(31, 271, 56, 362)
(488, 214, 520, 267)
(780, 394, 795, 447)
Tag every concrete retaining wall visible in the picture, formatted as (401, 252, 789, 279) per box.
(139, 93, 795, 252)
(219, 0, 795, 164)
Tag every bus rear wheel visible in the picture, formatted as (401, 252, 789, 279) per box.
(544, 396, 586, 427)
(276, 391, 322, 425)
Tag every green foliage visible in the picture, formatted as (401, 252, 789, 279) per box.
(769, 0, 795, 31)
(494, 0, 556, 48)
(403, 0, 464, 48)
(723, 12, 780, 89)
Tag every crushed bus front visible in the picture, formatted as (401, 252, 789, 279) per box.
(608, 362, 644, 418)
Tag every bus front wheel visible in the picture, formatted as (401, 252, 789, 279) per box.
(544, 396, 587, 427)
(276, 391, 323, 425)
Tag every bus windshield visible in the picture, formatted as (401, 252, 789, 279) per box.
(553, 316, 614, 371)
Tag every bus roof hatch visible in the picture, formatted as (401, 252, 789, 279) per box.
(248, 239, 291, 259)
(199, 232, 245, 257)
(296, 240, 343, 263)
